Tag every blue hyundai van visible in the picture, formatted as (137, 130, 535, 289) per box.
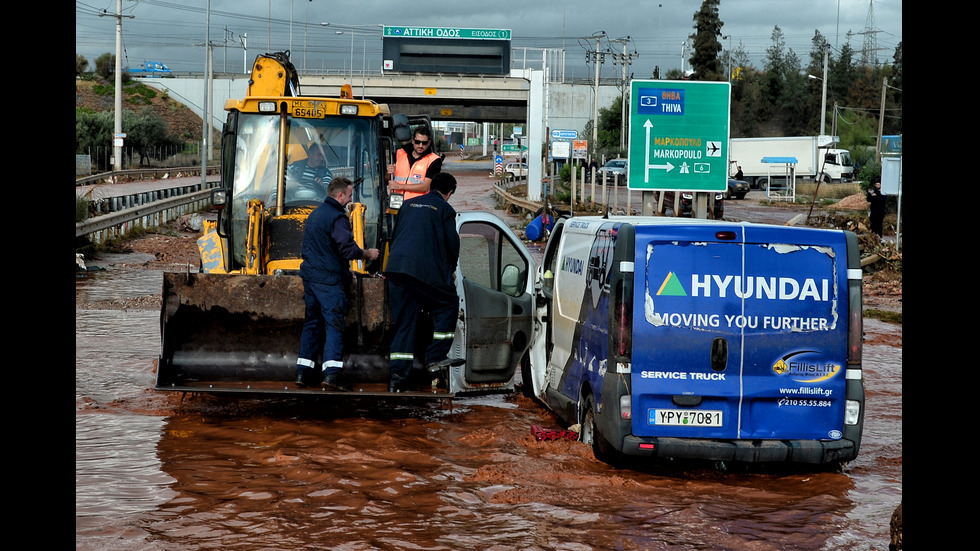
(524, 216, 865, 468)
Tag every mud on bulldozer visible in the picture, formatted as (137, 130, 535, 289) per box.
(157, 52, 537, 398)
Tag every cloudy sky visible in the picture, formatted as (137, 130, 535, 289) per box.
(75, 0, 902, 79)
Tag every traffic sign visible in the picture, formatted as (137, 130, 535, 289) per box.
(383, 27, 511, 40)
(627, 80, 730, 192)
(551, 129, 577, 140)
(551, 140, 571, 159)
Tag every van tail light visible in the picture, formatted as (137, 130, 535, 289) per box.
(611, 225, 635, 361)
(614, 279, 633, 357)
(847, 268, 863, 365)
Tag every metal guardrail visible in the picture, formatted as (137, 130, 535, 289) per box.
(76, 185, 218, 244)
(493, 182, 541, 215)
(76, 165, 219, 187)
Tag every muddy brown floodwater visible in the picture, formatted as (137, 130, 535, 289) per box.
(76, 159, 901, 550)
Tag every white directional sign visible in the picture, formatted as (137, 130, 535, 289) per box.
(551, 129, 577, 140)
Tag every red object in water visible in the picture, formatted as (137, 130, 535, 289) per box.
(531, 425, 579, 441)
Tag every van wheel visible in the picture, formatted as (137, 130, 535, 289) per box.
(581, 393, 620, 464)
(580, 394, 598, 446)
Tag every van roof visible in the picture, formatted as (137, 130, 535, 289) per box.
(560, 215, 844, 233)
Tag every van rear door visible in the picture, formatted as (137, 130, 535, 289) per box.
(632, 223, 849, 442)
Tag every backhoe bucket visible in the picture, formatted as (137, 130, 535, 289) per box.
(156, 271, 391, 393)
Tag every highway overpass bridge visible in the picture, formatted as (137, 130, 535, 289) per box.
(303, 73, 530, 122)
(138, 71, 621, 200)
(144, 72, 620, 136)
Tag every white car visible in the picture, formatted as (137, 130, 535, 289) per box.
(504, 162, 528, 180)
(598, 158, 628, 184)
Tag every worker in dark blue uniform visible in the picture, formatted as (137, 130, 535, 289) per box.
(296, 177, 380, 389)
(384, 172, 460, 392)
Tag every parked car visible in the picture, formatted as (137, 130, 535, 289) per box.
(726, 178, 750, 200)
(658, 190, 725, 219)
(504, 162, 528, 180)
(598, 158, 628, 185)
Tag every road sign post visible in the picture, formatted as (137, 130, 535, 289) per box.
(627, 81, 730, 196)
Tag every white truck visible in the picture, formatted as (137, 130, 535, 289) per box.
(729, 136, 854, 188)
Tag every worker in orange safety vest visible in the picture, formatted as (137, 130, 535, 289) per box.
(387, 126, 443, 203)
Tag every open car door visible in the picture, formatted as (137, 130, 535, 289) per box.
(453, 213, 536, 391)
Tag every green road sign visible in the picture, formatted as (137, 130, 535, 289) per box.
(627, 80, 730, 192)
(383, 27, 511, 40)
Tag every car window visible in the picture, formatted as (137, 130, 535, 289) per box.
(458, 221, 529, 298)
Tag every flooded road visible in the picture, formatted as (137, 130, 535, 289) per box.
(76, 162, 901, 550)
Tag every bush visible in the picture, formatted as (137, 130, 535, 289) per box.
(558, 163, 571, 184)
(76, 197, 90, 222)
(858, 159, 881, 191)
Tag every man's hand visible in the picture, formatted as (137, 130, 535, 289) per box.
(363, 248, 380, 261)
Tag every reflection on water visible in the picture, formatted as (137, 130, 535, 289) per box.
(75, 412, 175, 517)
(76, 309, 159, 405)
(137, 401, 857, 551)
(75, 254, 161, 303)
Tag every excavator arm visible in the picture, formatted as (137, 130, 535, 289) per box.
(247, 51, 301, 97)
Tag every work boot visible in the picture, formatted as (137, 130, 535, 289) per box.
(322, 372, 350, 392)
(388, 374, 409, 393)
(295, 367, 311, 387)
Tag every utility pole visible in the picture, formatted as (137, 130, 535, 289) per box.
(725, 35, 733, 82)
(99, 0, 133, 172)
(610, 36, 637, 151)
(240, 33, 248, 74)
(876, 77, 887, 164)
(202, 0, 211, 184)
(581, 31, 606, 166)
(208, 41, 215, 162)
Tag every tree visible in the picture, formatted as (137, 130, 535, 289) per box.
(890, 42, 902, 134)
(95, 53, 115, 80)
(76, 54, 89, 77)
(688, 0, 725, 81)
(729, 41, 752, 102)
(126, 107, 181, 166)
(829, 42, 858, 104)
(76, 110, 113, 151)
(75, 107, 182, 169)
(708, 12, 901, 154)
(757, 26, 788, 121)
(891, 42, 903, 104)
(582, 96, 629, 160)
(779, 49, 809, 134)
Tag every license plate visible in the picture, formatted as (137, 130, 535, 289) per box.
(651, 409, 723, 427)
